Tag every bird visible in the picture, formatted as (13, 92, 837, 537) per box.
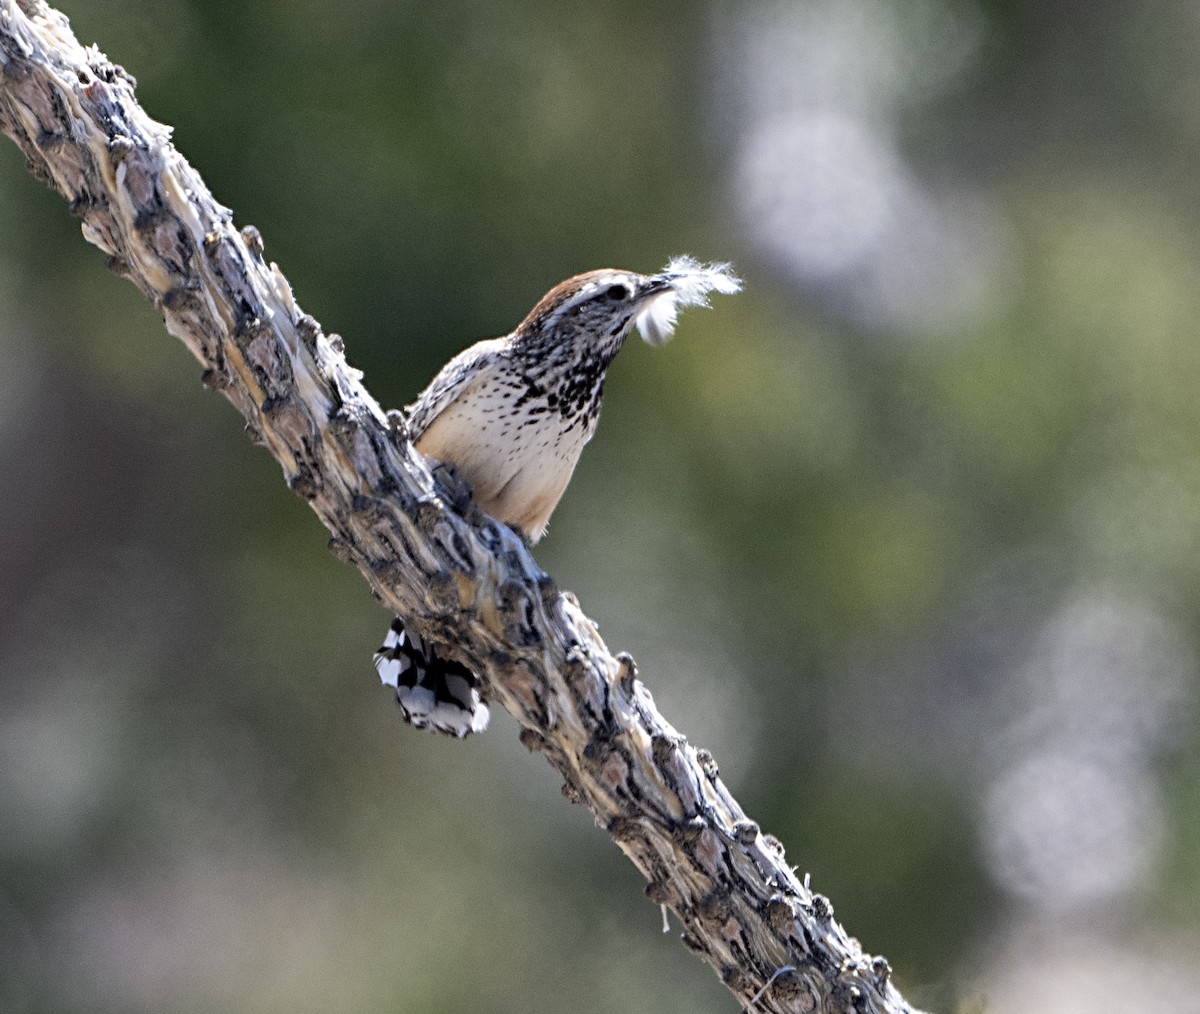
(374, 256, 741, 736)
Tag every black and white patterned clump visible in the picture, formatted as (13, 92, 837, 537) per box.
(372, 618, 490, 737)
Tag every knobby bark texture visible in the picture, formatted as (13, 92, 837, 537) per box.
(0, 3, 928, 1012)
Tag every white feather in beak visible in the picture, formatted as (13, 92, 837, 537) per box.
(635, 255, 742, 347)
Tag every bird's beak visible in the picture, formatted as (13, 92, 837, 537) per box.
(636, 276, 675, 301)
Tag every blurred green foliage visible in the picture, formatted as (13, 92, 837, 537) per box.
(3, 1, 1200, 1012)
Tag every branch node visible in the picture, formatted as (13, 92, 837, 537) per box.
(607, 816, 640, 843)
(426, 570, 457, 609)
(200, 366, 229, 391)
(644, 880, 669, 905)
(651, 733, 680, 766)
(581, 732, 612, 763)
(350, 493, 391, 526)
(720, 966, 752, 996)
(733, 820, 761, 846)
(810, 894, 834, 924)
(498, 580, 541, 644)
(106, 132, 133, 160)
(677, 815, 708, 843)
(385, 409, 409, 443)
(430, 459, 473, 514)
(615, 650, 638, 692)
(840, 983, 867, 1012)
(240, 223, 264, 257)
(765, 967, 818, 1013)
(327, 406, 357, 437)
(696, 747, 720, 780)
(698, 889, 732, 921)
(160, 283, 200, 312)
(765, 893, 798, 932)
(243, 419, 266, 447)
(537, 573, 559, 609)
(327, 535, 356, 566)
(415, 495, 445, 535)
(762, 833, 786, 859)
(287, 467, 320, 500)
(564, 644, 596, 685)
(132, 201, 162, 232)
(295, 312, 321, 349)
(518, 727, 547, 753)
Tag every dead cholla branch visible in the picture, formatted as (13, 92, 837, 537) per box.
(0, 3, 926, 1013)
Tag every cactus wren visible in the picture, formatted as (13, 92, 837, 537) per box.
(374, 256, 741, 736)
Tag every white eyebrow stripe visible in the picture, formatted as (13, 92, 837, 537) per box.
(544, 274, 635, 326)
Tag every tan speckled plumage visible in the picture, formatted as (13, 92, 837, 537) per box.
(408, 269, 647, 542)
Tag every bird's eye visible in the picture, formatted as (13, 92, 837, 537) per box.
(605, 284, 629, 301)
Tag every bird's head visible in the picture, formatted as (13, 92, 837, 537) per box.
(514, 257, 741, 358)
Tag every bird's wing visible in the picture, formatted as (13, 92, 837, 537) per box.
(405, 337, 507, 440)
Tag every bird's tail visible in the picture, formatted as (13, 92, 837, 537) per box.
(372, 617, 490, 737)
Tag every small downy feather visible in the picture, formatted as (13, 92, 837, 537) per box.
(636, 256, 742, 347)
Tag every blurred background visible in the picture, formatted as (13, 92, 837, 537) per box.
(2, 0, 1199, 1011)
